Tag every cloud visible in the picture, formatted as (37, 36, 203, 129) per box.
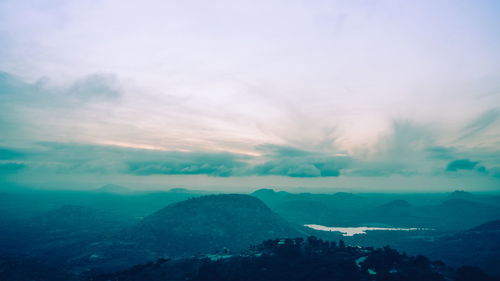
(0, 72, 125, 147)
(446, 159, 480, 172)
(425, 146, 456, 160)
(489, 167, 500, 178)
(459, 108, 499, 140)
(0, 142, 250, 177)
(253, 144, 350, 177)
(0, 147, 25, 160)
(255, 144, 313, 158)
(378, 121, 434, 158)
(0, 162, 26, 175)
(0, 142, 354, 178)
(67, 74, 121, 101)
(348, 164, 417, 177)
(127, 152, 248, 177)
(126, 144, 352, 178)
(254, 160, 318, 177)
(0, 72, 121, 104)
(1, 76, 500, 185)
(342, 121, 435, 177)
(0, 72, 34, 98)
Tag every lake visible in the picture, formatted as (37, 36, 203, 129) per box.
(304, 224, 426, 236)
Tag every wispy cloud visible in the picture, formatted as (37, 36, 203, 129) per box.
(458, 108, 499, 141)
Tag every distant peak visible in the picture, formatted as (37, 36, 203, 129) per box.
(384, 199, 412, 207)
(334, 192, 355, 197)
(448, 190, 472, 199)
(331, 192, 358, 200)
(167, 188, 191, 193)
(94, 184, 131, 194)
(252, 188, 276, 194)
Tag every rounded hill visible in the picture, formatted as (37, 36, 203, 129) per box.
(130, 194, 302, 256)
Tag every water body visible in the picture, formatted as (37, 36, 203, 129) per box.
(304, 224, 425, 236)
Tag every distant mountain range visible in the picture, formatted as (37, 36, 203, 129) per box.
(1, 188, 499, 279)
(252, 188, 500, 230)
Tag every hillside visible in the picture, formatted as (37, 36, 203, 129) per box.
(129, 194, 303, 256)
(423, 219, 500, 277)
(420, 199, 500, 229)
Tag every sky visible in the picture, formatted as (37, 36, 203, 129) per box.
(1, 0, 500, 192)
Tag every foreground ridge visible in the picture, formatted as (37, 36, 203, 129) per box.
(91, 236, 498, 281)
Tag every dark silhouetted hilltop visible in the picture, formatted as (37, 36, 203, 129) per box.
(447, 190, 473, 200)
(130, 194, 303, 256)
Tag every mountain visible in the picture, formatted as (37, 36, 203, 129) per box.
(419, 199, 500, 230)
(447, 190, 473, 200)
(251, 188, 294, 204)
(273, 199, 337, 225)
(252, 190, 499, 231)
(252, 189, 370, 226)
(252, 188, 277, 196)
(366, 199, 423, 226)
(94, 184, 132, 194)
(468, 219, 500, 232)
(423, 219, 500, 277)
(0, 204, 133, 266)
(375, 199, 413, 216)
(129, 194, 303, 256)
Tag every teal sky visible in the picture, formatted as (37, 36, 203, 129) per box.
(1, 0, 500, 192)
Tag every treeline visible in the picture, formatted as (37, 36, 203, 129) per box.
(91, 236, 499, 281)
